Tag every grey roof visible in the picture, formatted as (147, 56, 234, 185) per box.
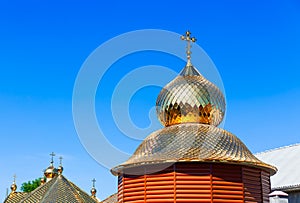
(4, 175, 98, 203)
(4, 192, 27, 203)
(101, 193, 117, 203)
(256, 143, 300, 190)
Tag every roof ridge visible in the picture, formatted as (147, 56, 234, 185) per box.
(67, 177, 98, 202)
(20, 176, 57, 202)
(59, 175, 87, 202)
(255, 143, 300, 155)
(39, 175, 97, 203)
(39, 175, 61, 202)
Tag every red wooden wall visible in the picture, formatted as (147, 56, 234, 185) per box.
(117, 163, 270, 203)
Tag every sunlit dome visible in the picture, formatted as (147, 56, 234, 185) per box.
(156, 31, 225, 127)
(156, 64, 225, 127)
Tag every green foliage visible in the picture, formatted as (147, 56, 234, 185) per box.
(20, 178, 42, 192)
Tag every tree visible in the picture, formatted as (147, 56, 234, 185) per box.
(20, 178, 42, 192)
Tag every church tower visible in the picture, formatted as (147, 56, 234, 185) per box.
(111, 31, 276, 203)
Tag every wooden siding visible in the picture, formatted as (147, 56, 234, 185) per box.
(118, 163, 270, 203)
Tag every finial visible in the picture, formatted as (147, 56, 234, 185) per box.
(91, 178, 97, 198)
(10, 174, 17, 193)
(40, 170, 46, 185)
(44, 153, 58, 181)
(181, 30, 197, 66)
(40, 177, 45, 185)
(58, 156, 64, 175)
(50, 152, 55, 166)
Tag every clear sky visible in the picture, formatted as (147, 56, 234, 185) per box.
(1, 0, 300, 201)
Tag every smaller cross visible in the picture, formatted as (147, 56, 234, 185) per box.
(59, 156, 63, 166)
(181, 30, 197, 64)
(13, 174, 16, 183)
(92, 178, 96, 188)
(50, 152, 55, 165)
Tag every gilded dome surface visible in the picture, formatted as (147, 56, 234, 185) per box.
(44, 165, 58, 179)
(156, 65, 225, 126)
(111, 123, 276, 175)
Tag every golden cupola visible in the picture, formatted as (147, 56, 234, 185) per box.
(10, 175, 17, 193)
(156, 59, 225, 127)
(156, 31, 225, 127)
(44, 152, 58, 182)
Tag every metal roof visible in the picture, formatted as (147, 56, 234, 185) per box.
(112, 123, 276, 175)
(4, 174, 98, 203)
(101, 193, 117, 203)
(256, 143, 300, 190)
(4, 192, 27, 203)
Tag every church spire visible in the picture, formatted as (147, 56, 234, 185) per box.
(57, 156, 64, 175)
(44, 152, 58, 182)
(90, 178, 97, 198)
(10, 174, 17, 193)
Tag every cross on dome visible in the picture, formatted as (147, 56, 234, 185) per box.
(92, 178, 96, 188)
(50, 152, 55, 166)
(13, 174, 16, 183)
(180, 30, 197, 66)
(59, 156, 63, 166)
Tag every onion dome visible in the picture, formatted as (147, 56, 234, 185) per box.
(44, 152, 58, 181)
(57, 166, 63, 175)
(156, 65, 225, 126)
(156, 31, 225, 127)
(44, 165, 58, 179)
(40, 176, 45, 185)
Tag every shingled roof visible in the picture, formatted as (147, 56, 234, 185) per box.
(4, 192, 27, 203)
(100, 193, 117, 203)
(4, 174, 99, 203)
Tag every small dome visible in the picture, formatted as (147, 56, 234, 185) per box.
(91, 188, 97, 197)
(90, 178, 97, 198)
(44, 165, 58, 179)
(40, 177, 45, 185)
(156, 65, 225, 127)
(57, 165, 63, 174)
(10, 183, 17, 192)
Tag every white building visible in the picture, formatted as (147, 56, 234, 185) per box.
(256, 144, 300, 203)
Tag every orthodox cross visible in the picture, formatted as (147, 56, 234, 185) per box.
(181, 30, 197, 64)
(13, 174, 16, 183)
(50, 152, 55, 165)
(59, 156, 63, 166)
(92, 178, 96, 188)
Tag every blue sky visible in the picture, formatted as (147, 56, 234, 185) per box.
(1, 0, 300, 201)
